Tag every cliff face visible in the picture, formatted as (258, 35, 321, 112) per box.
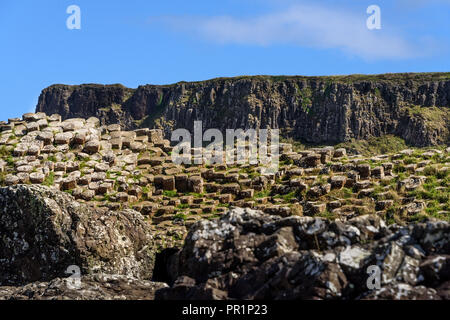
(36, 73, 450, 147)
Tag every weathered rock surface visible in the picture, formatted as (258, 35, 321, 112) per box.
(36, 73, 450, 146)
(0, 274, 168, 300)
(0, 185, 156, 286)
(156, 207, 450, 300)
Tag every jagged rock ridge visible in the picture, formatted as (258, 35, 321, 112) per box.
(156, 207, 450, 300)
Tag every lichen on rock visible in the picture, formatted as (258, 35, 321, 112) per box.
(0, 184, 156, 286)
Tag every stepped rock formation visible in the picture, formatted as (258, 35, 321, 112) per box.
(0, 185, 156, 286)
(0, 112, 449, 252)
(156, 207, 450, 300)
(0, 111, 448, 300)
(36, 73, 450, 147)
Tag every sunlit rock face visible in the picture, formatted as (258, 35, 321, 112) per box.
(157, 207, 450, 300)
(0, 184, 156, 286)
(36, 73, 450, 147)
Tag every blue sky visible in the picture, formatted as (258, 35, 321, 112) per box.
(0, 0, 449, 120)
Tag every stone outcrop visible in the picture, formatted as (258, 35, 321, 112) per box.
(35, 73, 450, 146)
(156, 207, 450, 300)
(0, 275, 168, 300)
(0, 185, 156, 286)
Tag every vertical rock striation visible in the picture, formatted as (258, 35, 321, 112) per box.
(36, 73, 450, 146)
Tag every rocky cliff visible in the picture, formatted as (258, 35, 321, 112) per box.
(36, 73, 450, 147)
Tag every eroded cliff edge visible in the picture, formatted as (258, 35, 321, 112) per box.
(36, 73, 450, 147)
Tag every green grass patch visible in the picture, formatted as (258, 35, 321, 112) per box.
(188, 192, 205, 198)
(163, 190, 178, 197)
(0, 146, 11, 158)
(335, 135, 408, 156)
(42, 172, 55, 186)
(254, 190, 271, 198)
(174, 213, 187, 221)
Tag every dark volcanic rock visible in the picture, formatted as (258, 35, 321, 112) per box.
(0, 185, 156, 286)
(36, 73, 450, 146)
(156, 207, 450, 300)
(36, 84, 133, 126)
(0, 274, 168, 300)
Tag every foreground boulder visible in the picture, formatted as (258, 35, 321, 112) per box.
(0, 275, 168, 300)
(0, 185, 156, 286)
(156, 208, 450, 300)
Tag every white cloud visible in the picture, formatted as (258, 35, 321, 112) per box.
(151, 3, 431, 60)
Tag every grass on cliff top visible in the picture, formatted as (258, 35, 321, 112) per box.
(50, 72, 450, 92)
(334, 135, 408, 156)
(281, 135, 410, 156)
(403, 105, 449, 131)
(181, 72, 450, 85)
